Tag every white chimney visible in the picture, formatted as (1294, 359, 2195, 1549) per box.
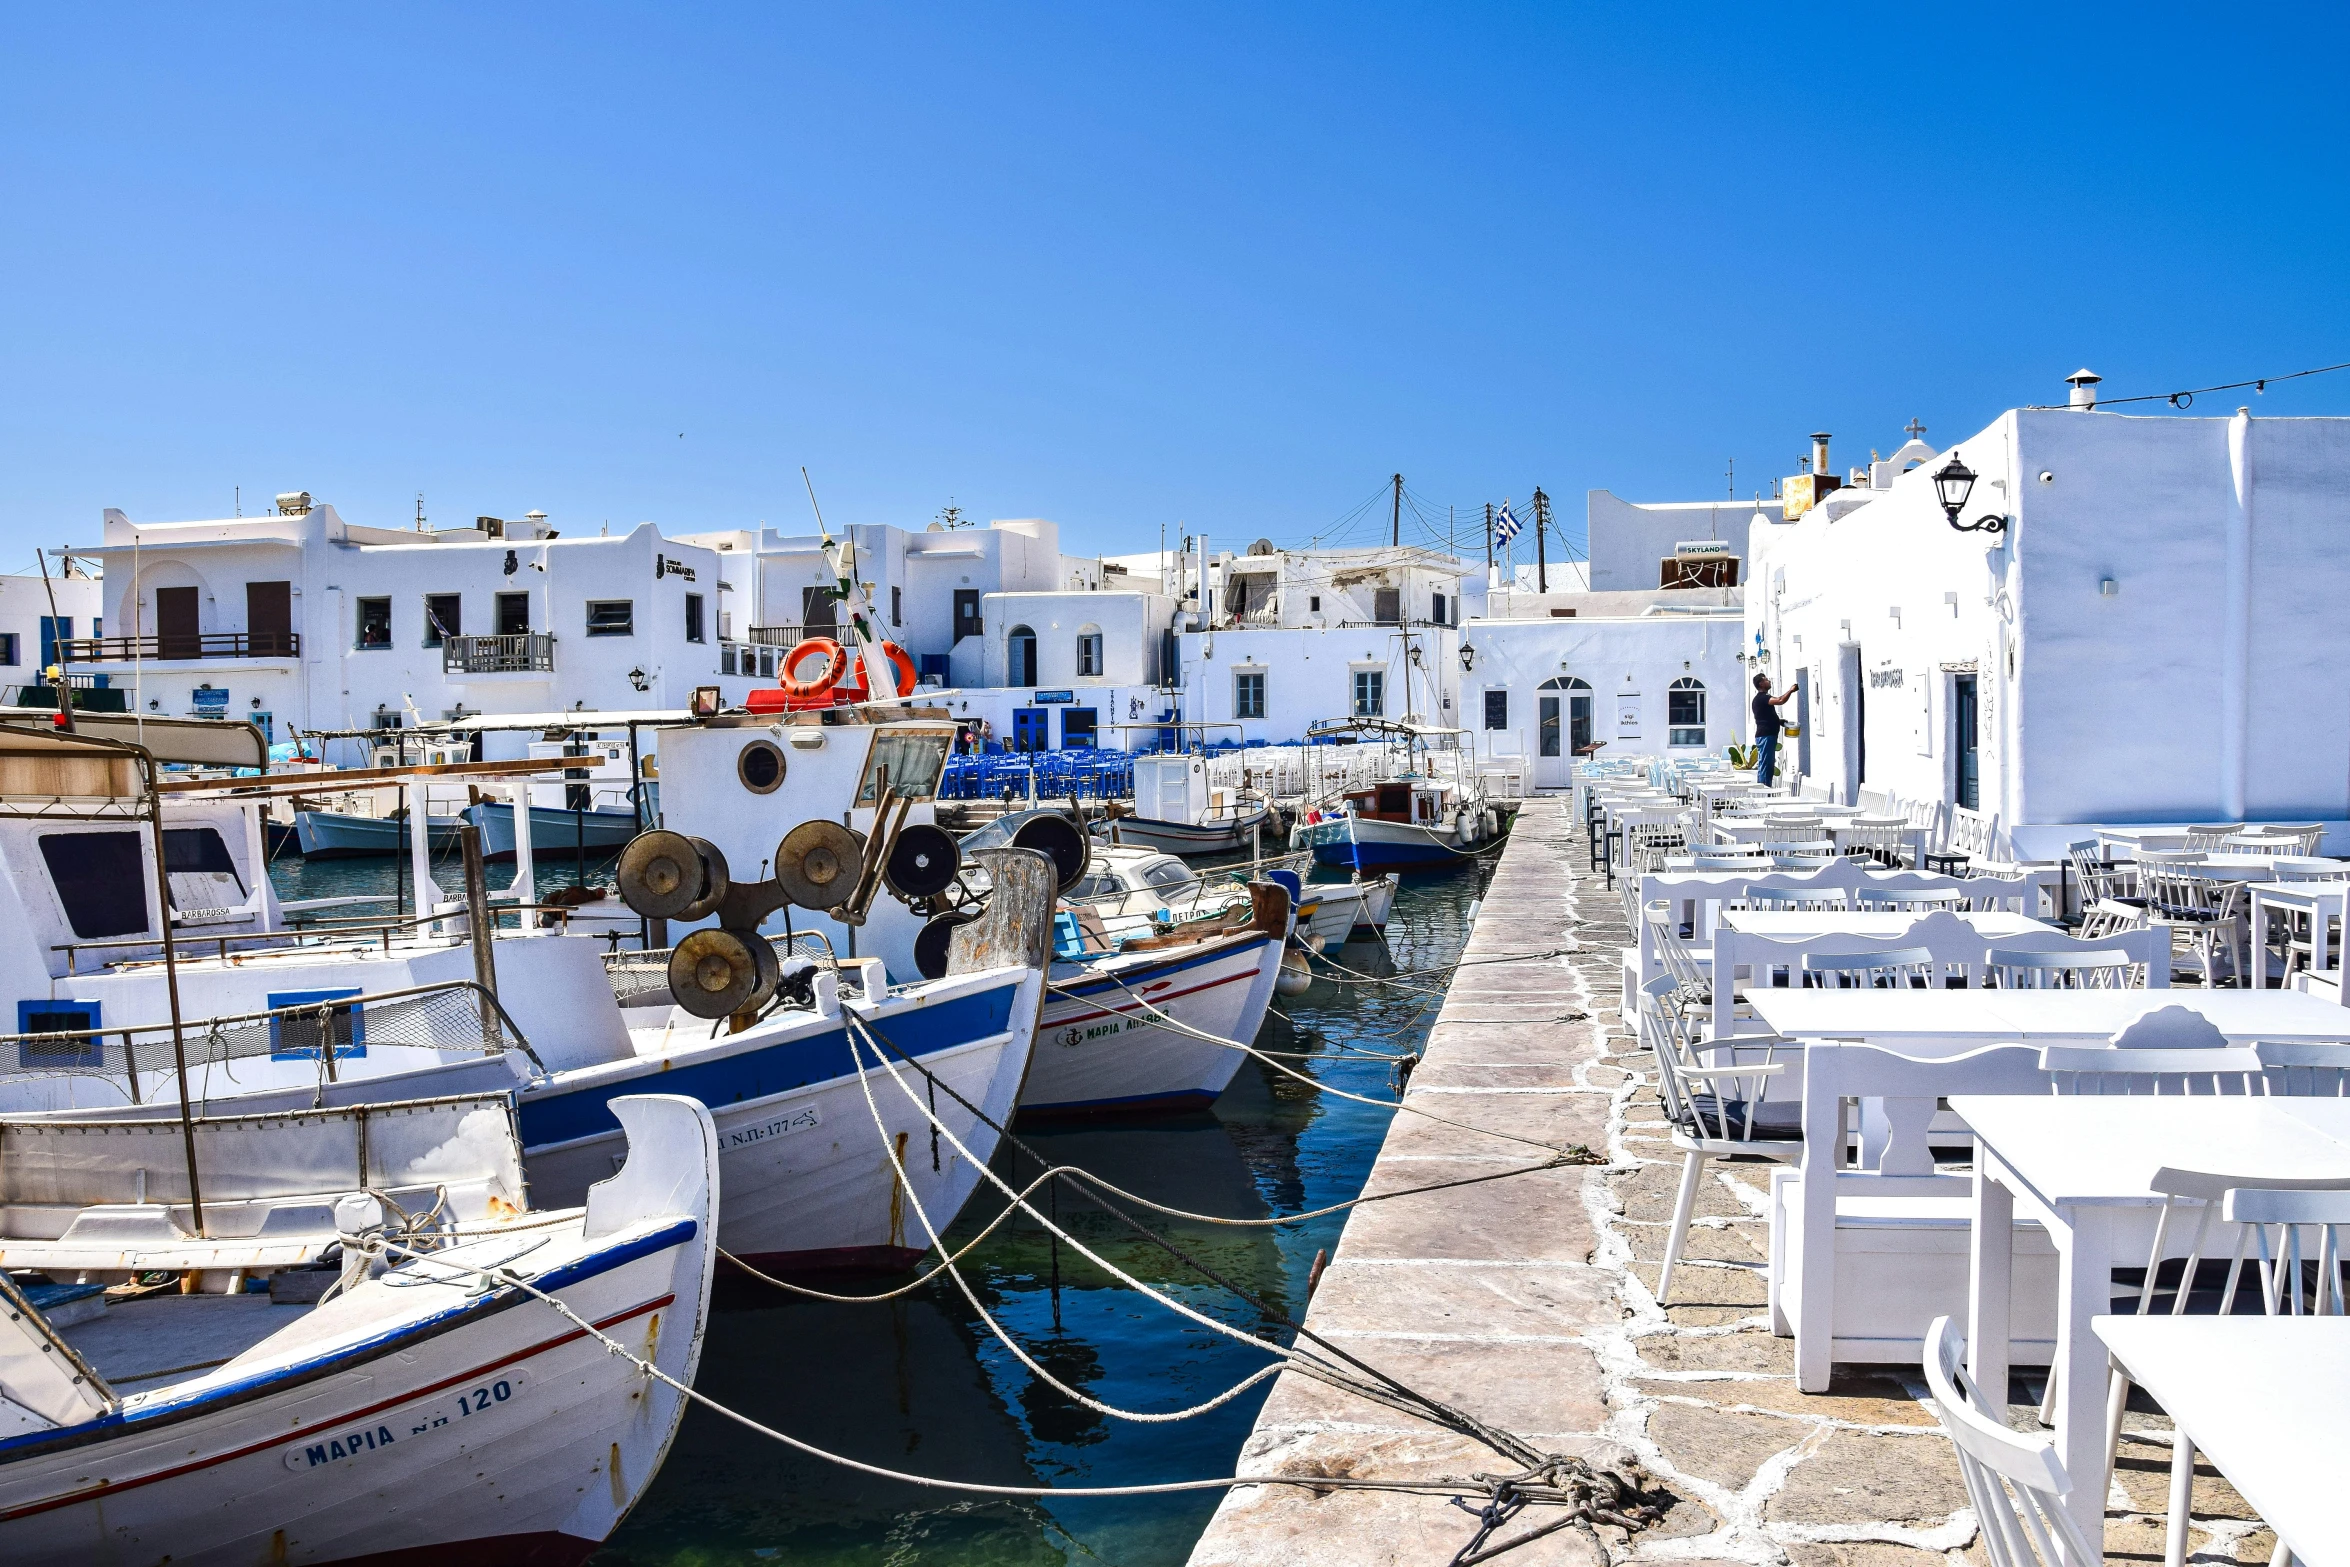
(2066, 368, 2102, 410)
(1810, 432, 1832, 475)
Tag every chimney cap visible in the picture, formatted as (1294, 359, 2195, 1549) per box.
(1810, 430, 1833, 441)
(2065, 368, 2102, 387)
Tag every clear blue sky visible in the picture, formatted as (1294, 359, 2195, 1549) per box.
(3, 5, 2344, 561)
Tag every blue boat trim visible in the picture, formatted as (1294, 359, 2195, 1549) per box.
(0, 1216, 698, 1467)
(1045, 933, 1269, 1003)
(517, 983, 1018, 1150)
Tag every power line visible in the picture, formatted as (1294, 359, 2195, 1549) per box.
(2027, 358, 2350, 412)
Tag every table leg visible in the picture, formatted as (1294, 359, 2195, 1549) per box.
(1968, 1156, 2015, 1412)
(2052, 1206, 2115, 1546)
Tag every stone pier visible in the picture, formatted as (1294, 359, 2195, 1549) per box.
(1187, 795, 2274, 1566)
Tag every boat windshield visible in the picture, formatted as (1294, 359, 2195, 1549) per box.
(1139, 858, 1196, 891)
(856, 732, 951, 804)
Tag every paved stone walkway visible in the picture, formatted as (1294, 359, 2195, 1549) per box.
(1189, 795, 2278, 1566)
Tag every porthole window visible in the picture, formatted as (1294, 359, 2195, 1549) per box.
(737, 739, 786, 794)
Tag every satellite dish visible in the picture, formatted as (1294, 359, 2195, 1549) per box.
(1248, 539, 1276, 556)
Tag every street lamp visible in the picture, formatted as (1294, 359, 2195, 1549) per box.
(1932, 451, 2008, 535)
(627, 667, 649, 693)
(1458, 642, 1476, 672)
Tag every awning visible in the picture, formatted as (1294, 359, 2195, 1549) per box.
(0, 712, 269, 771)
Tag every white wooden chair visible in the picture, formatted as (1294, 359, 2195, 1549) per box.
(1775, 1041, 2057, 1389)
(2255, 1040, 2350, 1097)
(2181, 824, 2248, 855)
(2039, 1044, 2267, 1097)
(1840, 815, 1913, 868)
(1985, 946, 2140, 990)
(1639, 974, 1801, 1306)
(1923, 1317, 2101, 1567)
(2137, 855, 2248, 986)
(2231, 825, 2326, 856)
(1855, 885, 1968, 913)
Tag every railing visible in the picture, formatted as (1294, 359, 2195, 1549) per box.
(747, 623, 828, 648)
(62, 632, 300, 662)
(443, 633, 555, 674)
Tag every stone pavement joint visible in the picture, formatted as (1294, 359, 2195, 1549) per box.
(1186, 796, 2278, 1566)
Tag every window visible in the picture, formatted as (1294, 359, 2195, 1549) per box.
(496, 591, 531, 636)
(1353, 669, 1385, 717)
(1668, 677, 1707, 747)
(1234, 670, 1266, 719)
(355, 596, 392, 649)
(268, 987, 366, 1062)
(892, 586, 903, 627)
(685, 593, 705, 643)
(1006, 624, 1037, 686)
(586, 600, 635, 637)
(1483, 689, 1507, 730)
(1076, 629, 1103, 677)
(1061, 707, 1098, 748)
(163, 827, 245, 921)
(802, 584, 837, 629)
(423, 593, 462, 647)
(0, 633, 18, 666)
(40, 831, 149, 939)
(953, 589, 982, 643)
(17, 1000, 100, 1070)
(1433, 591, 1448, 626)
(1308, 595, 1321, 613)
(1373, 588, 1401, 625)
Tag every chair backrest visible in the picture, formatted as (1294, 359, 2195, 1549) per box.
(1982, 927, 2166, 989)
(1855, 886, 1967, 912)
(2270, 855, 2350, 882)
(1802, 945, 1937, 990)
(1803, 1040, 2049, 1178)
(1721, 910, 1996, 1003)
(2222, 1186, 2350, 1314)
(1921, 1317, 2099, 1567)
(1638, 973, 1790, 1145)
(2182, 824, 2247, 854)
(2256, 1040, 2350, 1096)
(2109, 1004, 2228, 1050)
(2038, 1043, 2267, 1095)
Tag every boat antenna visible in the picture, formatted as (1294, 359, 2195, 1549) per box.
(33, 550, 74, 734)
(800, 466, 832, 543)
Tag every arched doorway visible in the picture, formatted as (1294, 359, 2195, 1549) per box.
(1535, 676, 1591, 788)
(1006, 624, 1037, 686)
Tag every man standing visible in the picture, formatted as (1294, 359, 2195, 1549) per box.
(1752, 673, 1796, 785)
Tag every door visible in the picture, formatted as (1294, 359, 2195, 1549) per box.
(953, 589, 982, 643)
(38, 616, 72, 671)
(1792, 669, 1812, 779)
(246, 581, 292, 655)
(156, 589, 199, 659)
(496, 592, 531, 636)
(1953, 674, 1980, 810)
(1837, 644, 1865, 803)
(1012, 709, 1049, 752)
(801, 585, 837, 631)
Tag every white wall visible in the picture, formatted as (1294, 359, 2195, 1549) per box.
(1455, 615, 1745, 786)
(1178, 623, 1464, 743)
(1587, 493, 1782, 591)
(978, 591, 1175, 688)
(1748, 408, 2350, 853)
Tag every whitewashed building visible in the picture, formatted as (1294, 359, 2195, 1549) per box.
(62, 496, 753, 760)
(0, 568, 105, 705)
(1747, 389, 2350, 854)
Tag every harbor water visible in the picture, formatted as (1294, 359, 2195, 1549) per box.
(267, 845, 1484, 1565)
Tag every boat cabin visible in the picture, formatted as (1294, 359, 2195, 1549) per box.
(1342, 779, 1453, 825)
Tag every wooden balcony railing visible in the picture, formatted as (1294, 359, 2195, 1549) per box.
(443, 633, 555, 674)
(62, 632, 301, 662)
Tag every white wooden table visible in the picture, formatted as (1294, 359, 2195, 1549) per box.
(2094, 1315, 2350, 1567)
(1745, 987, 2350, 1049)
(1957, 1096, 2350, 1544)
(2248, 881, 2350, 988)
(1717, 911, 2046, 941)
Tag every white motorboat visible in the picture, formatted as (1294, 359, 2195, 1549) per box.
(1100, 752, 1271, 857)
(1290, 719, 1511, 873)
(468, 797, 643, 858)
(1065, 844, 1394, 947)
(1023, 921, 1282, 1117)
(0, 712, 1048, 1276)
(293, 806, 463, 858)
(0, 1091, 718, 1564)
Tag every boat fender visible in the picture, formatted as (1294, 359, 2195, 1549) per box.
(780, 637, 850, 700)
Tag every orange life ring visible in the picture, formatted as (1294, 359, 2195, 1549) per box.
(780, 638, 850, 700)
(876, 641, 918, 697)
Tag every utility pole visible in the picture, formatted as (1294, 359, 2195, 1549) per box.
(1533, 487, 1551, 593)
(1484, 502, 1494, 584)
(1389, 473, 1403, 549)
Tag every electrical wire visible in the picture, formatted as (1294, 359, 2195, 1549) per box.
(2025, 358, 2350, 412)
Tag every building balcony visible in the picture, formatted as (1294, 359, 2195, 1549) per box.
(747, 623, 829, 648)
(443, 633, 555, 675)
(62, 632, 301, 662)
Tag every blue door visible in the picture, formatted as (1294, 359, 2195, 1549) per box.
(1012, 709, 1049, 752)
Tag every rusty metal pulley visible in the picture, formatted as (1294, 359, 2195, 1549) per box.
(666, 926, 780, 1019)
(616, 830, 730, 922)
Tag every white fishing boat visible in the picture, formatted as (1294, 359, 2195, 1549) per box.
(1290, 719, 1510, 873)
(293, 806, 464, 858)
(0, 711, 1050, 1275)
(286, 733, 476, 859)
(1100, 747, 1271, 858)
(468, 797, 642, 857)
(0, 1091, 718, 1565)
(1023, 922, 1282, 1116)
(1066, 844, 1394, 946)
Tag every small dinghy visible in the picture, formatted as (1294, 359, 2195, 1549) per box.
(0, 1091, 718, 1564)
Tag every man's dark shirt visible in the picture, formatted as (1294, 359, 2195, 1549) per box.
(1752, 691, 1782, 738)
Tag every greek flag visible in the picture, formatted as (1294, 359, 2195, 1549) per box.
(1493, 500, 1522, 542)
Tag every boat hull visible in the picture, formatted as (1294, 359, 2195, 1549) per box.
(518, 973, 1040, 1273)
(293, 809, 464, 858)
(1103, 805, 1271, 858)
(471, 801, 643, 861)
(1018, 932, 1280, 1117)
(0, 1112, 715, 1566)
(1301, 813, 1495, 873)
(1298, 875, 1397, 944)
